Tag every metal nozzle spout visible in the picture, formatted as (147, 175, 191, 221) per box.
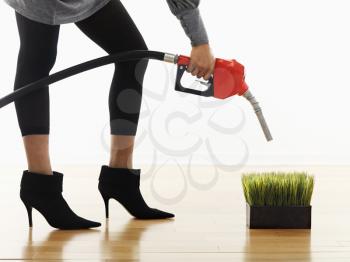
(242, 90, 273, 142)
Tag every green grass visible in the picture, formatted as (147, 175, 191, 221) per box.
(241, 172, 314, 207)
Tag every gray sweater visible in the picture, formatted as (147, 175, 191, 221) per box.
(3, 0, 209, 46)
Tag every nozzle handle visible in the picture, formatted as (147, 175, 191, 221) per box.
(175, 64, 214, 97)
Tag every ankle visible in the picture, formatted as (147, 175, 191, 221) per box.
(108, 158, 133, 169)
(108, 162, 132, 169)
(28, 168, 53, 175)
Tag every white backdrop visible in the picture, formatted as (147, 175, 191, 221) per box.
(1, 0, 350, 168)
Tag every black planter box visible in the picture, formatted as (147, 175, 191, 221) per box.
(246, 203, 312, 229)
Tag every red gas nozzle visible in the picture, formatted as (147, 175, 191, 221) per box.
(176, 55, 248, 99)
(175, 54, 272, 142)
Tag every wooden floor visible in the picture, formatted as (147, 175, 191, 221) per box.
(0, 165, 349, 261)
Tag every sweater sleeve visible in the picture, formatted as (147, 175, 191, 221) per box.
(166, 0, 209, 46)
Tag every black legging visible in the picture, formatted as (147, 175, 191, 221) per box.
(13, 0, 148, 137)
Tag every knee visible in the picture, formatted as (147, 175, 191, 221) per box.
(114, 57, 148, 84)
(112, 41, 149, 77)
(108, 37, 149, 80)
(18, 45, 57, 76)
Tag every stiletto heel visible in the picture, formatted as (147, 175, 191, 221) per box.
(101, 193, 110, 218)
(23, 202, 33, 227)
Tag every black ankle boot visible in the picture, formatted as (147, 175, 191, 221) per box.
(20, 170, 101, 229)
(98, 165, 174, 219)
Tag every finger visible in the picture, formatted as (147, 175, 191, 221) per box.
(203, 71, 212, 81)
(191, 68, 200, 76)
(187, 62, 195, 73)
(203, 74, 211, 81)
(196, 70, 205, 79)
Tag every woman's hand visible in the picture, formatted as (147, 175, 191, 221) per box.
(187, 44, 215, 81)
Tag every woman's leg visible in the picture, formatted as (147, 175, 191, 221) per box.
(13, 12, 101, 229)
(75, 0, 148, 169)
(75, 0, 173, 219)
(14, 12, 59, 175)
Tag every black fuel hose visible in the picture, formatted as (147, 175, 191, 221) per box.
(0, 50, 178, 109)
(0, 49, 272, 142)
